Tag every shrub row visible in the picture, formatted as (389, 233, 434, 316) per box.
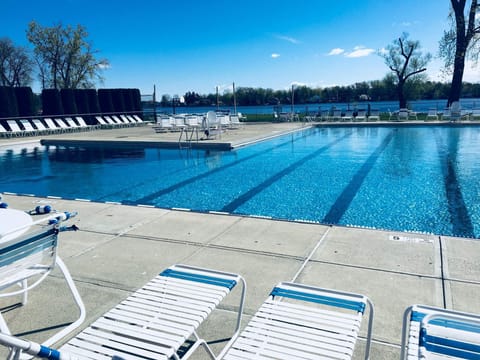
(0, 86, 36, 118)
(97, 88, 141, 114)
(41, 88, 141, 124)
(1, 87, 142, 125)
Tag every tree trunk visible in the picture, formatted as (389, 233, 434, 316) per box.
(448, 52, 466, 106)
(398, 81, 407, 108)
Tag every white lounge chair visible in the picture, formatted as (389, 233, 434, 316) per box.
(396, 108, 410, 121)
(0, 123, 12, 137)
(32, 119, 49, 133)
(229, 114, 243, 129)
(75, 116, 90, 128)
(368, 109, 380, 121)
(126, 114, 137, 123)
(111, 115, 126, 125)
(219, 282, 374, 360)
(64, 117, 80, 128)
(133, 114, 143, 122)
(449, 101, 470, 121)
(103, 115, 117, 125)
(95, 115, 108, 125)
(154, 115, 174, 132)
(6, 120, 25, 136)
(19, 119, 38, 135)
(401, 304, 480, 359)
(0, 212, 85, 357)
(426, 109, 439, 121)
(0, 264, 246, 360)
(43, 118, 62, 133)
(470, 109, 480, 121)
(355, 110, 367, 121)
(120, 114, 134, 124)
(342, 109, 354, 121)
(54, 118, 72, 131)
(330, 109, 342, 121)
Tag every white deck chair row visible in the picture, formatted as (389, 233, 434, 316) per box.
(95, 114, 144, 127)
(0, 269, 377, 359)
(0, 117, 91, 137)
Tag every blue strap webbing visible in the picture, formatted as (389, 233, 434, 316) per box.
(270, 287, 366, 313)
(412, 311, 480, 333)
(38, 345, 61, 360)
(0, 228, 57, 268)
(160, 268, 237, 290)
(420, 328, 480, 359)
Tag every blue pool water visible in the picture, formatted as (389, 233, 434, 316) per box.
(1, 125, 479, 238)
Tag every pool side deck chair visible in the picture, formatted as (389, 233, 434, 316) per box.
(0, 211, 86, 358)
(0, 264, 246, 360)
(400, 304, 480, 359)
(218, 281, 374, 360)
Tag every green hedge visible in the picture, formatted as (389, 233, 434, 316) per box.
(86, 89, 100, 113)
(74, 89, 90, 114)
(14, 87, 35, 117)
(122, 89, 134, 112)
(0, 86, 19, 118)
(132, 88, 142, 118)
(98, 89, 114, 113)
(111, 89, 125, 113)
(60, 89, 78, 115)
(42, 89, 64, 116)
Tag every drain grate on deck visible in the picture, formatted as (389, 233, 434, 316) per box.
(389, 234, 433, 244)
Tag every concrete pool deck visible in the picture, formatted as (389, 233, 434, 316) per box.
(1, 122, 480, 359)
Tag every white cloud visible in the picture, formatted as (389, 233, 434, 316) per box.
(271, 53, 281, 59)
(275, 35, 300, 44)
(98, 63, 110, 69)
(345, 46, 375, 58)
(328, 48, 345, 56)
(378, 47, 388, 55)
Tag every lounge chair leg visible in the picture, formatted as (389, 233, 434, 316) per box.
(180, 332, 217, 360)
(21, 280, 27, 305)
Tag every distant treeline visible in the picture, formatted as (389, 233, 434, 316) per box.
(159, 80, 480, 107)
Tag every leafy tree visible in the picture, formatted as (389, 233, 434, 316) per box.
(0, 38, 34, 86)
(439, 0, 480, 106)
(27, 21, 109, 89)
(381, 33, 432, 108)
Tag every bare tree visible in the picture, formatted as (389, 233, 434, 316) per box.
(27, 21, 109, 89)
(381, 33, 432, 109)
(440, 0, 480, 106)
(0, 38, 34, 86)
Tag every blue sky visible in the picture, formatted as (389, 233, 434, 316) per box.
(2, 0, 478, 96)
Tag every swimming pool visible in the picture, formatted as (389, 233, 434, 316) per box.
(1, 125, 479, 238)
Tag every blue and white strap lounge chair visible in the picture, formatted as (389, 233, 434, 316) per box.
(0, 211, 85, 358)
(219, 282, 374, 360)
(401, 304, 480, 359)
(0, 264, 246, 359)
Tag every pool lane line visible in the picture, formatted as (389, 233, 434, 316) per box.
(322, 130, 396, 225)
(221, 133, 353, 213)
(129, 129, 315, 205)
(433, 129, 474, 238)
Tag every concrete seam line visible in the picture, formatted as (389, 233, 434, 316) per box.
(290, 226, 331, 283)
